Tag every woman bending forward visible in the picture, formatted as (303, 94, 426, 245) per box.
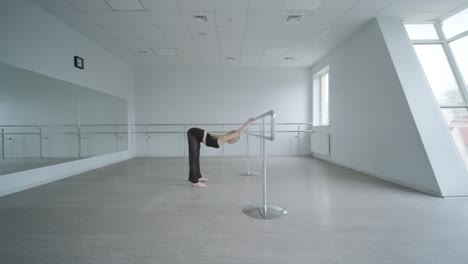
(187, 118, 254, 187)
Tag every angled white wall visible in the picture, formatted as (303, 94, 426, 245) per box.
(0, 0, 135, 197)
(311, 18, 443, 196)
(377, 17, 468, 197)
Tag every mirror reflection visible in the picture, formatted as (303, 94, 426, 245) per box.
(0, 62, 128, 175)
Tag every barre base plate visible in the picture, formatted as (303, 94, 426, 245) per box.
(242, 203, 288, 220)
(238, 170, 260, 176)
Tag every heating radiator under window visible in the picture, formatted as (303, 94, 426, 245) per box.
(310, 133, 330, 155)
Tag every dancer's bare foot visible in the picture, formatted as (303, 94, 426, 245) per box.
(192, 182, 207, 187)
(199, 178, 210, 182)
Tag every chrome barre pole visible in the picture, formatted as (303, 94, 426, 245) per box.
(242, 110, 287, 220)
(262, 117, 267, 216)
(1, 128, 4, 160)
(239, 128, 260, 176)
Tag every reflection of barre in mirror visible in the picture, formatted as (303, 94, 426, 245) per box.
(187, 117, 255, 188)
(238, 130, 260, 176)
(242, 110, 288, 220)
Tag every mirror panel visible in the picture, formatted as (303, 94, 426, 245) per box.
(0, 62, 128, 176)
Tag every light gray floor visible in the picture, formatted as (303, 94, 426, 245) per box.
(1, 157, 468, 264)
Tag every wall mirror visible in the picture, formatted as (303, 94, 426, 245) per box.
(0, 62, 128, 176)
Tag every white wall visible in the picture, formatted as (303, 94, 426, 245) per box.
(134, 67, 311, 157)
(310, 18, 442, 196)
(377, 17, 468, 197)
(0, 0, 135, 197)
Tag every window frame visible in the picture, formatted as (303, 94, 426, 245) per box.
(405, 14, 468, 106)
(312, 66, 330, 127)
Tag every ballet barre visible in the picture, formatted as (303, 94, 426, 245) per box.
(241, 110, 288, 220)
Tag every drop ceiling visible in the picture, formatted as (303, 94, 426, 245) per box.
(32, 0, 467, 68)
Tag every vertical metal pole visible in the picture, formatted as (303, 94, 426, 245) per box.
(77, 126, 82, 159)
(222, 125, 225, 159)
(115, 126, 119, 152)
(38, 127, 43, 159)
(246, 131, 250, 172)
(1, 128, 4, 160)
(145, 125, 149, 158)
(262, 118, 267, 217)
(183, 125, 186, 161)
(297, 125, 301, 157)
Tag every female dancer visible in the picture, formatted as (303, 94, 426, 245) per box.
(187, 118, 254, 187)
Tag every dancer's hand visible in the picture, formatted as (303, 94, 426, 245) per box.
(246, 117, 254, 124)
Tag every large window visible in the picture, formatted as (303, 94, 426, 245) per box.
(313, 67, 329, 126)
(405, 7, 468, 166)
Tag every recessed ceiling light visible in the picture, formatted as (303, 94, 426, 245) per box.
(284, 14, 304, 24)
(192, 15, 208, 24)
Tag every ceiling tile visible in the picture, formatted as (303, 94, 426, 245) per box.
(244, 27, 273, 39)
(246, 11, 285, 26)
(117, 11, 157, 26)
(174, 49, 198, 56)
(190, 27, 218, 38)
(317, 0, 359, 10)
(301, 10, 345, 27)
(143, 38, 172, 48)
(282, 0, 323, 10)
(54, 12, 97, 27)
(264, 48, 286, 56)
(68, 0, 112, 11)
(333, 11, 375, 26)
(270, 26, 327, 40)
(160, 56, 182, 63)
(198, 56, 221, 62)
(177, 0, 215, 11)
(160, 27, 192, 38)
(104, 0, 144, 11)
(241, 49, 264, 56)
(215, 12, 247, 26)
(218, 39, 243, 49)
(103, 27, 138, 38)
(351, 0, 393, 11)
(151, 11, 186, 26)
(240, 56, 261, 66)
(220, 49, 242, 56)
(130, 47, 156, 56)
(320, 26, 358, 40)
(133, 27, 164, 39)
(249, 0, 286, 10)
(214, 0, 249, 11)
(197, 49, 221, 56)
(152, 48, 177, 56)
(193, 39, 219, 49)
(139, 0, 180, 11)
(75, 27, 108, 39)
(32, 0, 77, 12)
(96, 38, 147, 49)
(168, 38, 196, 49)
(109, 48, 135, 57)
(84, 11, 128, 26)
(242, 38, 269, 49)
(216, 27, 245, 39)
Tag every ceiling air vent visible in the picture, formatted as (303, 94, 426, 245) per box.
(192, 15, 208, 24)
(285, 14, 304, 24)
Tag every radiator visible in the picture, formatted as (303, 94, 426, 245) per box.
(310, 133, 330, 155)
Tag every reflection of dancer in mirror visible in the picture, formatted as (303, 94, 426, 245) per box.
(187, 118, 255, 187)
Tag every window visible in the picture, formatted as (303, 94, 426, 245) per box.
(313, 67, 329, 126)
(405, 7, 468, 166)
